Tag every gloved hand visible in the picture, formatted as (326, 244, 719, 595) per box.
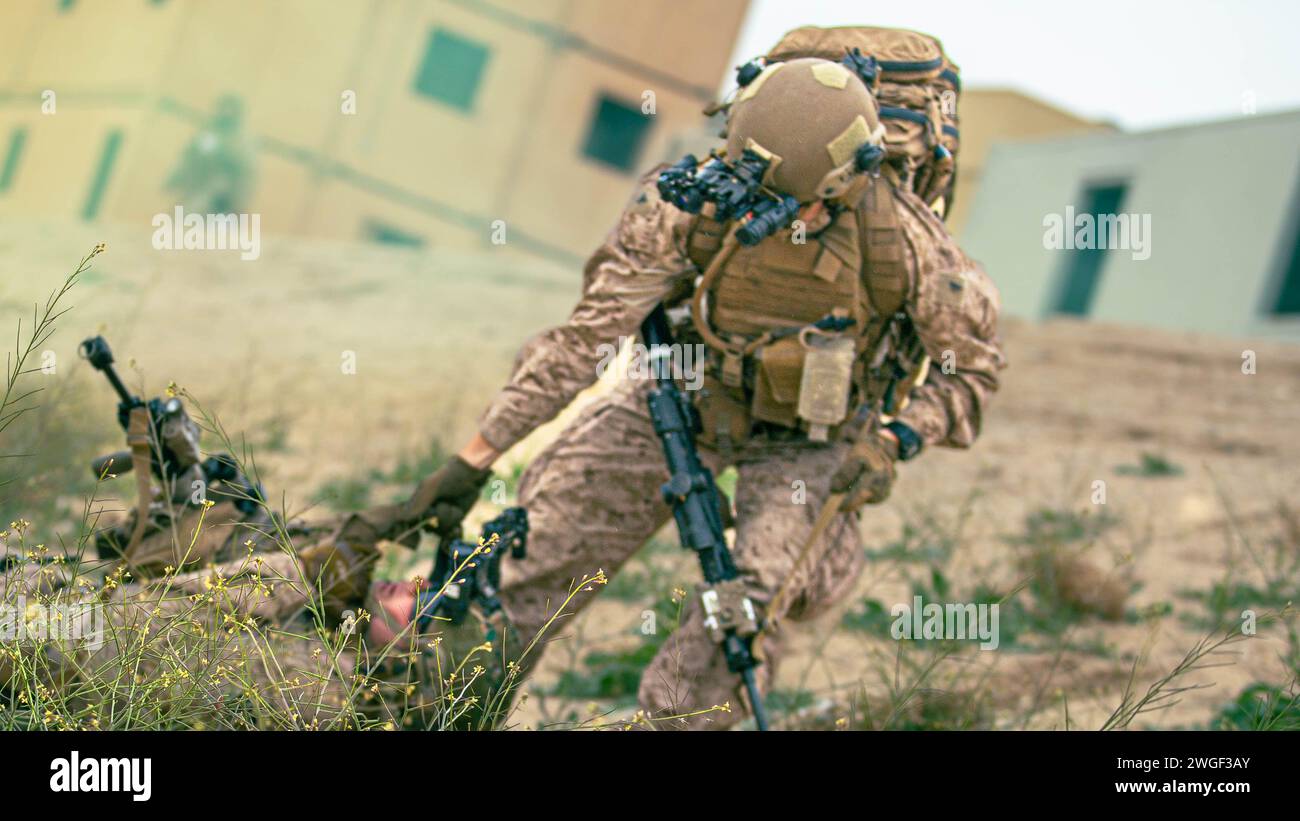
(829, 430, 897, 511)
(400, 456, 493, 539)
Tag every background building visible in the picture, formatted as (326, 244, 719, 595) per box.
(961, 109, 1300, 341)
(0, 0, 750, 266)
(18, 0, 1281, 344)
(943, 88, 1114, 236)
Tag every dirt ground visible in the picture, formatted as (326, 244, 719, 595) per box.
(3, 219, 1298, 729)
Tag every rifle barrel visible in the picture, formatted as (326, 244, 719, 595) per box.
(741, 667, 771, 731)
(81, 336, 141, 407)
(102, 365, 138, 408)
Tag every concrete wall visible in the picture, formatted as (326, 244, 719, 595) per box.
(961, 109, 1300, 341)
(947, 88, 1113, 237)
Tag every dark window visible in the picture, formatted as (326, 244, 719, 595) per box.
(412, 28, 490, 112)
(1052, 182, 1128, 316)
(582, 94, 651, 173)
(365, 220, 426, 248)
(0, 128, 27, 192)
(1270, 176, 1300, 315)
(82, 129, 123, 221)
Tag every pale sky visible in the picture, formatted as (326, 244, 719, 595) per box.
(730, 0, 1300, 130)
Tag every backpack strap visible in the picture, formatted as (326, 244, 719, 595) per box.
(854, 173, 919, 410)
(856, 173, 911, 326)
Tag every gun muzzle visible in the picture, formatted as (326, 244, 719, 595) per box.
(91, 450, 133, 478)
(79, 335, 140, 409)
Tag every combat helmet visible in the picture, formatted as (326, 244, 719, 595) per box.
(725, 57, 886, 204)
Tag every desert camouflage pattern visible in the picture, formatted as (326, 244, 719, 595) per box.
(95, 499, 273, 577)
(888, 184, 1006, 446)
(497, 376, 864, 728)
(480, 170, 1004, 451)
(477, 173, 697, 451)
(476, 168, 1005, 728)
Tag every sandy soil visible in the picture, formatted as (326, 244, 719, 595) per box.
(3, 219, 1297, 729)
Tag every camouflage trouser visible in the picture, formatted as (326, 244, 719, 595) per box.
(497, 381, 866, 729)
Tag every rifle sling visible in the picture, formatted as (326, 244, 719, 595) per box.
(125, 406, 154, 556)
(755, 490, 844, 662)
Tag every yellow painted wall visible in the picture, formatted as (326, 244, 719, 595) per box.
(0, 0, 750, 265)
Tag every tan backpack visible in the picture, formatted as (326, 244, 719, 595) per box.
(766, 26, 961, 217)
(676, 28, 959, 443)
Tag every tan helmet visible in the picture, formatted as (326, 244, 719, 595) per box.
(725, 57, 885, 203)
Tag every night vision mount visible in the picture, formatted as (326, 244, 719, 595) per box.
(656, 150, 801, 247)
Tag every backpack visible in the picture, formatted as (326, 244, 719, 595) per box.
(677, 28, 960, 443)
(765, 26, 962, 217)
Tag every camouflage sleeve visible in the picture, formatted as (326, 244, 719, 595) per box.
(477, 169, 696, 452)
(893, 192, 1008, 449)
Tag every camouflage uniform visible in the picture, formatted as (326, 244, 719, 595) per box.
(0, 546, 358, 727)
(0, 498, 427, 727)
(476, 169, 1005, 729)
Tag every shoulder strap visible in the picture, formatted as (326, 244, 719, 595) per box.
(856, 173, 911, 321)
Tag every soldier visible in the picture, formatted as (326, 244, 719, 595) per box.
(399, 52, 1006, 730)
(0, 505, 407, 728)
(164, 94, 257, 215)
(34, 338, 521, 728)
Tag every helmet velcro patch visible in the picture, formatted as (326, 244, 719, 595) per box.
(827, 115, 870, 168)
(810, 61, 851, 89)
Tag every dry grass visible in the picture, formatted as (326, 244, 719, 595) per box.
(4, 242, 1299, 731)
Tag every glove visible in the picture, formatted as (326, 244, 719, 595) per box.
(829, 431, 897, 512)
(400, 456, 493, 539)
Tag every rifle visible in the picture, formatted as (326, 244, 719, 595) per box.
(79, 335, 265, 520)
(413, 506, 528, 632)
(639, 304, 771, 731)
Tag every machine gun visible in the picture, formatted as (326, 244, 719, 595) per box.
(657, 149, 800, 247)
(413, 506, 528, 632)
(79, 335, 264, 517)
(639, 304, 771, 731)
